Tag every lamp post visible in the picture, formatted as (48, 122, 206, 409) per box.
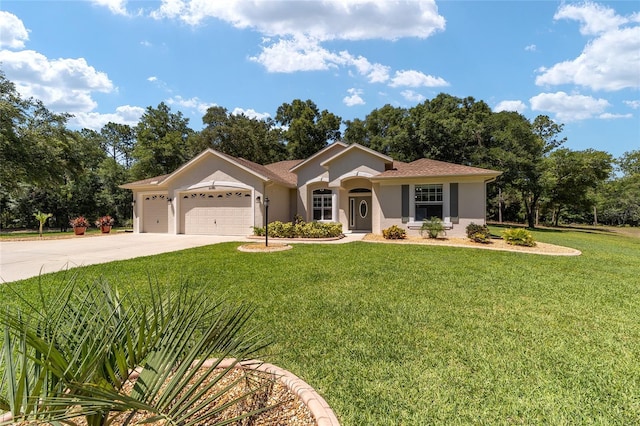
(264, 197, 270, 247)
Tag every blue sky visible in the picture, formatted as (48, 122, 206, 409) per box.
(1, 0, 638, 158)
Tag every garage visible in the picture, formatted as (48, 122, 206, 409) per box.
(142, 194, 168, 233)
(180, 191, 253, 235)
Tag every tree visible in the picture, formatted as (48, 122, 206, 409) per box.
(275, 99, 341, 159)
(131, 102, 194, 180)
(543, 149, 613, 226)
(195, 106, 287, 164)
(33, 211, 52, 237)
(100, 122, 136, 168)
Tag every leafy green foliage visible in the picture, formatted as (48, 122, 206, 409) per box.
(420, 217, 445, 239)
(382, 224, 406, 239)
(0, 277, 270, 425)
(254, 220, 343, 238)
(466, 222, 491, 243)
(502, 228, 536, 246)
(275, 99, 341, 159)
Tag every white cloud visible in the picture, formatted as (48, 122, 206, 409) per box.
(0, 11, 29, 49)
(147, 76, 158, 82)
(624, 100, 640, 109)
(91, 0, 129, 16)
(530, 91, 610, 122)
(389, 70, 449, 88)
(231, 107, 271, 120)
(140, 40, 152, 47)
(536, 4, 640, 91)
(350, 55, 390, 83)
(599, 112, 633, 120)
(250, 36, 342, 73)
(525, 44, 536, 52)
(69, 105, 145, 130)
(166, 95, 215, 114)
(343, 88, 365, 107)
(554, 2, 627, 36)
(150, 0, 445, 41)
(401, 90, 425, 103)
(494, 100, 527, 113)
(0, 49, 114, 112)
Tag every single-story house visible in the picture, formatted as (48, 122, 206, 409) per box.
(120, 142, 501, 237)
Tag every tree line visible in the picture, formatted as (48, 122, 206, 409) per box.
(1, 71, 638, 230)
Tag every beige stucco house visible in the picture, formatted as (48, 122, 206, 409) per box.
(121, 142, 501, 237)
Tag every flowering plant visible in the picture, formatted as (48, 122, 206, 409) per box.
(95, 215, 115, 227)
(70, 216, 90, 228)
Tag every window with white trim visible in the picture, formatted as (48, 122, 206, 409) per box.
(415, 184, 443, 221)
(312, 189, 332, 221)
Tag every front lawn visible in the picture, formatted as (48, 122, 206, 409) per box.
(2, 228, 639, 424)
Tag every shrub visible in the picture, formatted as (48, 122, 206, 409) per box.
(252, 219, 342, 238)
(466, 223, 491, 243)
(420, 217, 445, 239)
(382, 225, 406, 239)
(69, 216, 90, 228)
(502, 228, 536, 247)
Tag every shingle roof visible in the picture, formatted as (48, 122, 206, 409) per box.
(229, 155, 298, 188)
(120, 174, 171, 188)
(375, 158, 501, 179)
(264, 160, 303, 186)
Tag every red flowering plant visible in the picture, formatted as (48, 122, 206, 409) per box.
(95, 215, 115, 227)
(69, 216, 90, 228)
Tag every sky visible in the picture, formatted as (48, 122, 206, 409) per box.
(1, 0, 639, 159)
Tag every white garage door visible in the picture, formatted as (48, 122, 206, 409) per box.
(180, 191, 252, 235)
(142, 194, 168, 233)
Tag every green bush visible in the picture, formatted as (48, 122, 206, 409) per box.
(466, 223, 491, 243)
(502, 228, 536, 247)
(420, 217, 445, 239)
(253, 219, 343, 238)
(382, 225, 406, 239)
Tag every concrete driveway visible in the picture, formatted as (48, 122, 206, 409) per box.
(0, 232, 366, 283)
(0, 233, 252, 283)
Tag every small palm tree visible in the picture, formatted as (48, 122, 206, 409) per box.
(0, 276, 273, 425)
(33, 211, 53, 238)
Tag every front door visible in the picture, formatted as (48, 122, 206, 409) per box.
(349, 196, 372, 231)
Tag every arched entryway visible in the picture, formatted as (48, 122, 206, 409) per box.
(348, 188, 371, 231)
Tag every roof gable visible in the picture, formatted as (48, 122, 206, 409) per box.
(289, 141, 347, 173)
(319, 143, 393, 168)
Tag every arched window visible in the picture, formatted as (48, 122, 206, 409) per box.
(312, 189, 332, 221)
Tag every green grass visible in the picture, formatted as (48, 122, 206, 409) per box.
(2, 228, 639, 424)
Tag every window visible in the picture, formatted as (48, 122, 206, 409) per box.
(313, 189, 332, 221)
(415, 184, 443, 221)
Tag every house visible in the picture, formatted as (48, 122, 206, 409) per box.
(120, 142, 501, 237)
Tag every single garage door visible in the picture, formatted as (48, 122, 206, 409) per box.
(142, 194, 168, 233)
(180, 191, 252, 235)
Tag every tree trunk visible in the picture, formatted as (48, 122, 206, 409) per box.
(593, 205, 598, 226)
(498, 188, 503, 223)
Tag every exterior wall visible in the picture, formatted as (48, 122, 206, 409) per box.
(326, 152, 386, 187)
(295, 144, 345, 188)
(457, 181, 487, 232)
(374, 183, 402, 234)
(263, 184, 291, 225)
(371, 179, 489, 238)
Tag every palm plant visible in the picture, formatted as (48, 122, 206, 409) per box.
(33, 211, 53, 238)
(0, 275, 273, 425)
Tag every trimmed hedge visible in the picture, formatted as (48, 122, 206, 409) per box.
(253, 220, 343, 238)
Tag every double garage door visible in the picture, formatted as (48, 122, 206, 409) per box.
(180, 191, 252, 235)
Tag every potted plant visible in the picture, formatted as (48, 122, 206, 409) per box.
(95, 215, 115, 233)
(70, 216, 90, 235)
